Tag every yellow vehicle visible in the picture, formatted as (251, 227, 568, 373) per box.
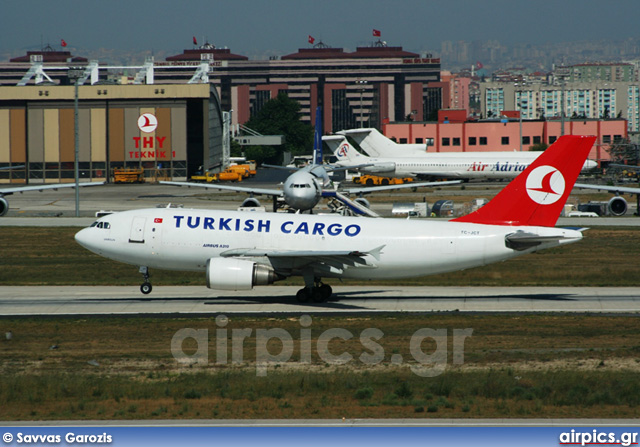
(352, 174, 413, 186)
(113, 168, 144, 183)
(230, 161, 257, 177)
(226, 164, 252, 179)
(190, 168, 243, 183)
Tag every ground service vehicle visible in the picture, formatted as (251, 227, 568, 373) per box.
(113, 168, 144, 183)
(190, 169, 243, 183)
(353, 175, 413, 186)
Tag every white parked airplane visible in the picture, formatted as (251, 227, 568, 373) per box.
(326, 134, 597, 181)
(0, 181, 105, 216)
(574, 181, 640, 216)
(161, 108, 459, 216)
(75, 135, 596, 302)
(338, 128, 427, 157)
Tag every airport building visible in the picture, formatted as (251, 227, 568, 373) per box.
(164, 41, 442, 133)
(383, 110, 627, 162)
(480, 80, 640, 133)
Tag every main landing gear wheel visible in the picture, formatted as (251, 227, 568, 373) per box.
(296, 288, 312, 303)
(295, 283, 332, 303)
(139, 266, 152, 295)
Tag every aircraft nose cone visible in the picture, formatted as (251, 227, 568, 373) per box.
(74, 227, 92, 250)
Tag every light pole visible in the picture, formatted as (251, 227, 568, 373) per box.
(68, 68, 84, 217)
(356, 79, 367, 128)
(515, 83, 524, 151)
(560, 81, 565, 136)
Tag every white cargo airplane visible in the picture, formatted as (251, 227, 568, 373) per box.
(75, 135, 595, 302)
(161, 108, 458, 215)
(326, 134, 597, 181)
(0, 181, 104, 216)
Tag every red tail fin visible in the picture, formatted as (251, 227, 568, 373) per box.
(452, 135, 596, 227)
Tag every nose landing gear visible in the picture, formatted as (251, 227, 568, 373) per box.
(139, 266, 152, 294)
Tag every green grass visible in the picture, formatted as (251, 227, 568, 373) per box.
(1, 226, 639, 286)
(2, 369, 639, 420)
(1, 314, 639, 420)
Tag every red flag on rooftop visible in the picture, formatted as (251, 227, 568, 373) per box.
(373, 29, 381, 37)
(308, 35, 315, 44)
(193, 36, 198, 46)
(61, 39, 67, 47)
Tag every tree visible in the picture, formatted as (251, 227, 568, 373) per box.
(243, 93, 314, 165)
(607, 138, 638, 166)
(529, 142, 548, 152)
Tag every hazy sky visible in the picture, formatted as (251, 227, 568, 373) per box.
(3, 0, 639, 58)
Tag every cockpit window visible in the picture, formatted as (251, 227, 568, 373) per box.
(91, 221, 111, 229)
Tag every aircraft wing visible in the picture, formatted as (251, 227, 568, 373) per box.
(0, 181, 104, 196)
(574, 183, 640, 195)
(220, 245, 385, 270)
(261, 164, 299, 172)
(159, 181, 283, 197)
(341, 179, 462, 194)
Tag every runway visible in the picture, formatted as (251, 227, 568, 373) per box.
(1, 286, 638, 316)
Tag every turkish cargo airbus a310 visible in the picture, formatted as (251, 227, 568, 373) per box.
(75, 135, 596, 302)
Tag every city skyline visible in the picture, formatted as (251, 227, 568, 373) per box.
(2, 0, 640, 63)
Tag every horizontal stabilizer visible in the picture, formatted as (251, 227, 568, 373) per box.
(504, 231, 581, 251)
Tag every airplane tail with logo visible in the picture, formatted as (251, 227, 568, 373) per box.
(452, 135, 596, 227)
(323, 135, 372, 166)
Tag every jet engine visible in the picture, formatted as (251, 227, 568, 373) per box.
(354, 197, 371, 209)
(0, 196, 8, 216)
(206, 258, 277, 290)
(608, 196, 627, 216)
(361, 162, 396, 175)
(240, 197, 262, 208)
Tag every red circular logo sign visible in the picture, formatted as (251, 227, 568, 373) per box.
(137, 113, 158, 133)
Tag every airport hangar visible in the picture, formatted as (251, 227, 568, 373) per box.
(0, 65, 225, 185)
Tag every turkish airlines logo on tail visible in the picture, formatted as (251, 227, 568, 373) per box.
(525, 165, 565, 205)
